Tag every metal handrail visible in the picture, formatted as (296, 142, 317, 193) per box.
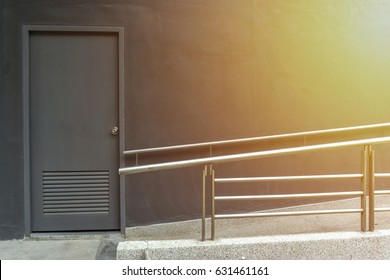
(215, 209, 363, 219)
(215, 191, 364, 201)
(124, 122, 390, 155)
(119, 127, 390, 240)
(119, 136, 390, 175)
(214, 174, 363, 182)
(209, 145, 390, 238)
(208, 146, 371, 240)
(371, 162, 390, 229)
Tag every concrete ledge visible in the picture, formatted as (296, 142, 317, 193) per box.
(117, 230, 390, 260)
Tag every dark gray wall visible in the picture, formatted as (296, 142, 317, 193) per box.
(3, 0, 390, 239)
(1, 0, 25, 239)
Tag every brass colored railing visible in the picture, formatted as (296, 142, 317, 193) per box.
(208, 145, 370, 240)
(124, 122, 390, 158)
(119, 136, 390, 175)
(120, 124, 390, 241)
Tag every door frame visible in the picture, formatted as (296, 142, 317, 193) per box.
(22, 25, 126, 236)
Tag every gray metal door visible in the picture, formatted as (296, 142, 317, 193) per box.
(29, 31, 120, 231)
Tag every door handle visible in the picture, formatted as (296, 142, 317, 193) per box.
(111, 126, 119, 136)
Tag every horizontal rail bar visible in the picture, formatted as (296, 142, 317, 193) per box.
(119, 136, 390, 175)
(214, 191, 363, 201)
(124, 122, 390, 155)
(375, 173, 390, 177)
(374, 190, 390, 195)
(215, 209, 363, 219)
(215, 174, 363, 183)
(374, 207, 390, 212)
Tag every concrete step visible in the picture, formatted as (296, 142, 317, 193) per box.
(117, 230, 390, 260)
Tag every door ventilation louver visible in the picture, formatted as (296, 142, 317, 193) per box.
(42, 171, 110, 215)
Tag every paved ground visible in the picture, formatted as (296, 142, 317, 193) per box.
(125, 196, 390, 240)
(2, 197, 390, 260)
(0, 233, 124, 260)
(119, 196, 390, 259)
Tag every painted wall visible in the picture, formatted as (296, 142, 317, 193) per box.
(3, 0, 390, 239)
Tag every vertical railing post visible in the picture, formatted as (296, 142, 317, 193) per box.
(201, 165, 208, 241)
(211, 165, 216, 240)
(201, 163, 215, 241)
(361, 145, 368, 232)
(369, 145, 375, 231)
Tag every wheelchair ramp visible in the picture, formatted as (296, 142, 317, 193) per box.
(118, 197, 390, 259)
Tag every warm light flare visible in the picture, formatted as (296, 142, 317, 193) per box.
(249, 0, 390, 132)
